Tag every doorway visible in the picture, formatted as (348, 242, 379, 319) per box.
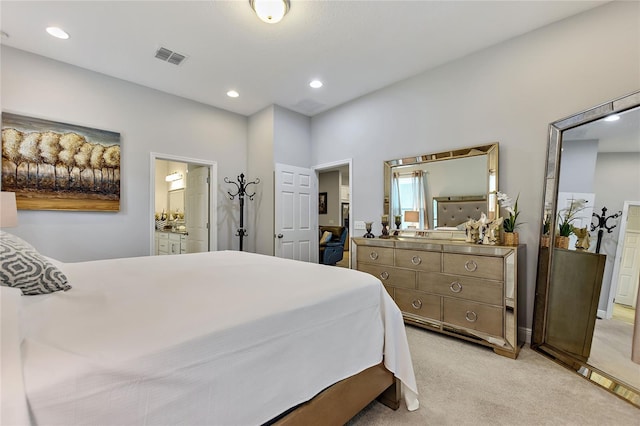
(315, 159, 352, 268)
(150, 153, 217, 255)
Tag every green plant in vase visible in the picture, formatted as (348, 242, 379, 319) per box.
(497, 191, 521, 245)
(556, 198, 588, 248)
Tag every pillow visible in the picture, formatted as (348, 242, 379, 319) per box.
(320, 230, 333, 245)
(0, 231, 71, 295)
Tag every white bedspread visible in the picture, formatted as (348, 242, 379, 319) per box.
(3, 251, 418, 425)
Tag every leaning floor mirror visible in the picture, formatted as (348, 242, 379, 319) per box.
(532, 90, 640, 407)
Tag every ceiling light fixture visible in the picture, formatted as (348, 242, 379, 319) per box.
(227, 90, 239, 98)
(46, 26, 69, 39)
(309, 80, 323, 89)
(165, 172, 183, 182)
(249, 0, 290, 24)
(604, 114, 620, 122)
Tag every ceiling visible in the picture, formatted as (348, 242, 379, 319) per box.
(0, 1, 609, 117)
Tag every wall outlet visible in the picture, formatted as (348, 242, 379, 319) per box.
(354, 220, 366, 230)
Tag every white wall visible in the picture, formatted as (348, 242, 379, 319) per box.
(247, 106, 274, 255)
(594, 152, 640, 310)
(310, 1, 640, 329)
(1, 46, 247, 261)
(318, 171, 340, 226)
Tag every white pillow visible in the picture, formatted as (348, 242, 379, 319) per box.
(0, 231, 71, 295)
(320, 230, 333, 245)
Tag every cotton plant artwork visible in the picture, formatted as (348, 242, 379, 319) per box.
(1, 112, 121, 211)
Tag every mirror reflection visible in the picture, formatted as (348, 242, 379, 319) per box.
(534, 91, 640, 407)
(384, 144, 498, 233)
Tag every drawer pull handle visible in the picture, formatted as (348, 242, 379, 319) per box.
(464, 260, 478, 272)
(449, 281, 463, 293)
(465, 311, 478, 322)
(369, 251, 379, 260)
(412, 299, 423, 309)
(411, 255, 422, 265)
(380, 271, 389, 280)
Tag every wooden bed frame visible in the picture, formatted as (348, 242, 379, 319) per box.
(272, 363, 400, 425)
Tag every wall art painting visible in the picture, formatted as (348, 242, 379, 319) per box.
(1, 112, 121, 211)
(319, 192, 327, 215)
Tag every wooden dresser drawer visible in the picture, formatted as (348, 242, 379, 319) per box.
(418, 272, 503, 305)
(443, 298, 503, 337)
(443, 253, 503, 281)
(395, 288, 440, 321)
(357, 246, 394, 266)
(395, 249, 441, 272)
(358, 264, 416, 289)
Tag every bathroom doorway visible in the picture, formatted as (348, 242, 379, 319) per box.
(150, 153, 217, 255)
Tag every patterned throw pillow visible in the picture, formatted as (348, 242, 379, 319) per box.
(0, 231, 71, 295)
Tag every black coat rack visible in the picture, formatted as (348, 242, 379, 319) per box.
(225, 173, 260, 251)
(591, 206, 622, 254)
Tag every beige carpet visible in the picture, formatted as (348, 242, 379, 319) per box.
(348, 325, 639, 425)
(589, 316, 640, 390)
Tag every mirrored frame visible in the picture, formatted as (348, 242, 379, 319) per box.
(383, 143, 499, 236)
(532, 90, 640, 408)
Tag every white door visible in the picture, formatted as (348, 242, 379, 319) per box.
(186, 166, 210, 253)
(615, 231, 640, 307)
(274, 163, 317, 262)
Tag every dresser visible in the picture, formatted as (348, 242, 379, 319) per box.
(353, 238, 526, 358)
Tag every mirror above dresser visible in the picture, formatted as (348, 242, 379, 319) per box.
(383, 143, 499, 238)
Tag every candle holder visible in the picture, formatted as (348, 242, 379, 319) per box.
(394, 215, 402, 236)
(363, 222, 375, 238)
(380, 220, 390, 239)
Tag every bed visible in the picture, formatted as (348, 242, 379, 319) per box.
(0, 232, 419, 425)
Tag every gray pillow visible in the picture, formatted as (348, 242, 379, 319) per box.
(0, 231, 71, 295)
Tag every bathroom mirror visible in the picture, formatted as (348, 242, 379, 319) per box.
(383, 143, 499, 234)
(532, 90, 640, 407)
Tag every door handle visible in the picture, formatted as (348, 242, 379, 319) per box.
(277, 234, 284, 238)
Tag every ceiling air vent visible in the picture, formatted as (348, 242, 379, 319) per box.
(154, 47, 187, 66)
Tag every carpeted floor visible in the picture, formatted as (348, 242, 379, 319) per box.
(348, 325, 639, 425)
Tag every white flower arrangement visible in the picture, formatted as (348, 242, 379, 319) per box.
(496, 191, 520, 233)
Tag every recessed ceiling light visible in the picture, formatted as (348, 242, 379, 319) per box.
(227, 90, 239, 98)
(46, 27, 69, 39)
(604, 114, 620, 122)
(309, 80, 323, 89)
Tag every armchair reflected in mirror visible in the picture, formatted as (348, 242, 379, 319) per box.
(533, 90, 640, 408)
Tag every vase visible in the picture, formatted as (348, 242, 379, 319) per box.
(555, 235, 570, 249)
(540, 235, 550, 248)
(503, 232, 519, 246)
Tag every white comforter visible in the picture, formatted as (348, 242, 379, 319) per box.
(2, 251, 418, 425)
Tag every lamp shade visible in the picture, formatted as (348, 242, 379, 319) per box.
(0, 192, 18, 228)
(404, 210, 419, 223)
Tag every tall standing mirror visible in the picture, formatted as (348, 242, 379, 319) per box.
(532, 90, 640, 407)
(383, 143, 499, 233)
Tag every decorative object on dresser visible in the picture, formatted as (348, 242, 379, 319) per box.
(363, 222, 375, 238)
(354, 237, 526, 359)
(497, 191, 521, 246)
(224, 173, 260, 251)
(380, 215, 390, 238)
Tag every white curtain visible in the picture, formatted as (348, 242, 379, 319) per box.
(392, 171, 429, 229)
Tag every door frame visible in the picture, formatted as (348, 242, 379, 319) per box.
(606, 200, 640, 318)
(313, 158, 353, 266)
(149, 152, 217, 255)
